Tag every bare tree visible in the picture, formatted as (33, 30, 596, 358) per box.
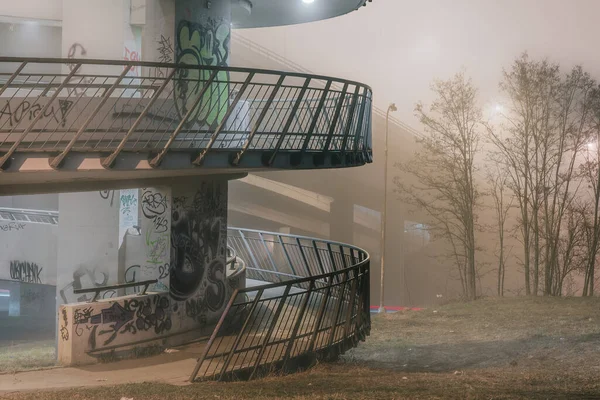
(488, 54, 596, 296)
(395, 72, 482, 300)
(486, 165, 514, 296)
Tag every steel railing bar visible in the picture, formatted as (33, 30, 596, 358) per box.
(232, 75, 284, 164)
(192, 72, 255, 165)
(278, 235, 297, 276)
(189, 288, 239, 382)
(322, 83, 348, 153)
(340, 85, 360, 154)
(149, 69, 218, 167)
(0, 61, 27, 97)
(267, 78, 310, 164)
(0, 63, 81, 169)
(217, 288, 264, 380)
(48, 66, 133, 169)
(101, 68, 175, 168)
(300, 81, 332, 153)
(249, 284, 292, 380)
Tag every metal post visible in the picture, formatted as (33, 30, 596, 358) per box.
(379, 103, 396, 314)
(150, 69, 218, 168)
(249, 285, 292, 380)
(190, 289, 239, 382)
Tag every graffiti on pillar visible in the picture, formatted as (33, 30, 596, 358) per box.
(66, 43, 92, 97)
(59, 265, 112, 304)
(174, 18, 230, 130)
(99, 190, 116, 207)
(170, 181, 227, 318)
(9, 261, 43, 284)
(60, 309, 69, 341)
(73, 295, 172, 350)
(153, 35, 173, 78)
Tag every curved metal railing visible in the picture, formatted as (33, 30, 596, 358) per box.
(190, 228, 371, 381)
(0, 58, 373, 170)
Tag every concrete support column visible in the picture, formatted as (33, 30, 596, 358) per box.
(56, 191, 119, 305)
(170, 179, 229, 326)
(61, 0, 141, 77)
(174, 0, 231, 129)
(330, 198, 355, 245)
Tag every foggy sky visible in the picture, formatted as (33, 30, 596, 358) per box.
(238, 0, 600, 129)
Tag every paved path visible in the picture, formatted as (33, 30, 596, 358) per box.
(0, 344, 204, 394)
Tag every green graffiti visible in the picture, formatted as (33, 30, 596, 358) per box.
(175, 18, 230, 130)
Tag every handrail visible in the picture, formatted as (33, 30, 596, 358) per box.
(73, 279, 158, 302)
(0, 58, 373, 171)
(190, 228, 371, 381)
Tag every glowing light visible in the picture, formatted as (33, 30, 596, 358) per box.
(588, 142, 596, 150)
(494, 104, 503, 113)
(302, 0, 315, 3)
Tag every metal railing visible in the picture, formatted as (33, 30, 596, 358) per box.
(190, 228, 371, 381)
(0, 58, 373, 170)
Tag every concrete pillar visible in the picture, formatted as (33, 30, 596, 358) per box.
(330, 198, 355, 245)
(170, 179, 229, 325)
(56, 191, 119, 305)
(174, 0, 231, 129)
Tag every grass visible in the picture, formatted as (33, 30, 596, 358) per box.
(4, 297, 600, 399)
(0, 340, 56, 373)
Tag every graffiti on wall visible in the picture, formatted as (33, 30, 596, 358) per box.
(66, 43, 92, 97)
(170, 181, 228, 323)
(99, 190, 116, 207)
(60, 309, 69, 341)
(141, 188, 171, 292)
(174, 18, 230, 130)
(9, 261, 43, 284)
(73, 295, 172, 350)
(0, 99, 74, 128)
(59, 265, 114, 304)
(0, 222, 25, 232)
(153, 35, 173, 78)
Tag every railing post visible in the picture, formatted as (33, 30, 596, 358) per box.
(192, 71, 255, 166)
(0, 63, 82, 170)
(190, 289, 239, 382)
(0, 61, 27, 97)
(277, 235, 297, 276)
(340, 85, 360, 155)
(268, 77, 311, 165)
(326, 270, 349, 348)
(322, 83, 349, 153)
(150, 69, 218, 168)
(233, 74, 286, 165)
(296, 238, 311, 277)
(352, 87, 369, 154)
(217, 289, 264, 380)
(249, 284, 292, 380)
(102, 67, 176, 169)
(312, 240, 326, 275)
(300, 80, 332, 153)
(308, 274, 334, 352)
(50, 65, 133, 169)
(281, 280, 314, 368)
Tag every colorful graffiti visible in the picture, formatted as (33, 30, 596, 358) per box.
(174, 18, 230, 129)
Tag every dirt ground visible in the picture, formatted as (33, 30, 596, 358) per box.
(3, 296, 600, 399)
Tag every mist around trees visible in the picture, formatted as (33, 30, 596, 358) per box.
(395, 53, 600, 300)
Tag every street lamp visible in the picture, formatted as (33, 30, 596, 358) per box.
(379, 102, 397, 314)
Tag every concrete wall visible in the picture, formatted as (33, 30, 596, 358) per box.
(0, 221, 58, 286)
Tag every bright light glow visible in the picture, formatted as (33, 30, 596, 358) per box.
(494, 104, 503, 113)
(302, 0, 315, 3)
(587, 142, 596, 150)
(0, 294, 9, 297)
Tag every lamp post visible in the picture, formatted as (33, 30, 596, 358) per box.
(379, 102, 397, 314)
